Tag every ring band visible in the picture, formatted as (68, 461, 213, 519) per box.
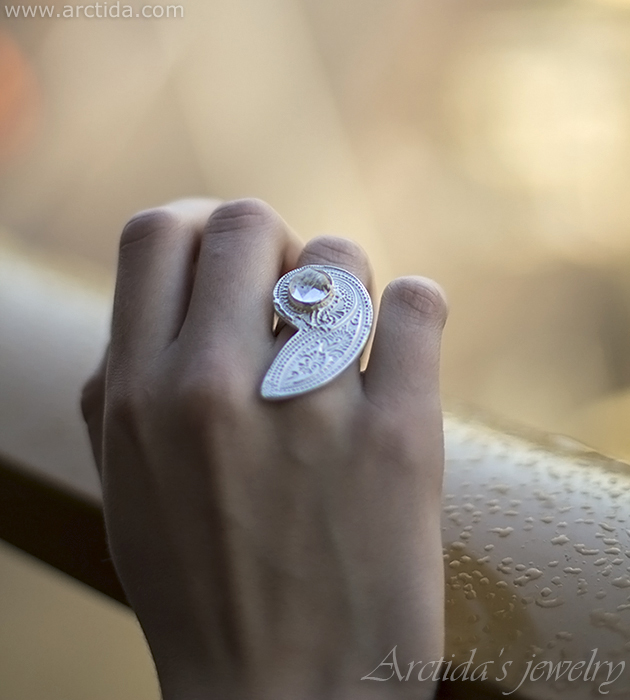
(261, 264, 373, 400)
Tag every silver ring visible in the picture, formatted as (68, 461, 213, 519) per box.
(261, 264, 373, 400)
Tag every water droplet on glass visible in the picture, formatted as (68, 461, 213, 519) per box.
(536, 597, 565, 608)
(490, 527, 514, 538)
(551, 534, 570, 545)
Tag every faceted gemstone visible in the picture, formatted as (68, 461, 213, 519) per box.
(288, 268, 333, 307)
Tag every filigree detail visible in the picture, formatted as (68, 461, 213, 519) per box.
(261, 265, 373, 399)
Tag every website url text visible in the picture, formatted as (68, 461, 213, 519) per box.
(5, 3, 184, 18)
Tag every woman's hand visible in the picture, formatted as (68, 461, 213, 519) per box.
(81, 198, 448, 700)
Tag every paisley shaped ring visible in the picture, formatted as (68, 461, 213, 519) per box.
(261, 264, 373, 400)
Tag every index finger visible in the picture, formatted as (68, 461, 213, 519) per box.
(109, 198, 220, 372)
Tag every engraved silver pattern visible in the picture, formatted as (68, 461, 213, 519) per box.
(261, 264, 373, 400)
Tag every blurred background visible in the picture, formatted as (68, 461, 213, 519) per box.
(2, 0, 630, 697)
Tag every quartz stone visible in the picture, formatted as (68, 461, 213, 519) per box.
(288, 268, 333, 307)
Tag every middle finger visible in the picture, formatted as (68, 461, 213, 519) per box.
(180, 199, 301, 376)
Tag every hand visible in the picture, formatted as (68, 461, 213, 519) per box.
(81, 198, 448, 700)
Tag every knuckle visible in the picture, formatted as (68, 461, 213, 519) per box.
(365, 409, 443, 489)
(366, 418, 417, 473)
(301, 392, 342, 433)
(304, 236, 368, 272)
(80, 372, 104, 423)
(205, 198, 280, 235)
(106, 383, 152, 426)
(385, 277, 448, 327)
(173, 357, 251, 425)
(174, 378, 220, 418)
(119, 207, 179, 249)
(367, 409, 406, 450)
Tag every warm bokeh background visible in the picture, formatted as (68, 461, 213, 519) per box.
(2, 0, 630, 697)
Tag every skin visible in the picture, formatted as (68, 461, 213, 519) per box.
(80, 197, 448, 700)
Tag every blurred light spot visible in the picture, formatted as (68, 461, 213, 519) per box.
(583, 0, 630, 7)
(0, 31, 41, 166)
(443, 11, 630, 258)
(445, 15, 629, 193)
